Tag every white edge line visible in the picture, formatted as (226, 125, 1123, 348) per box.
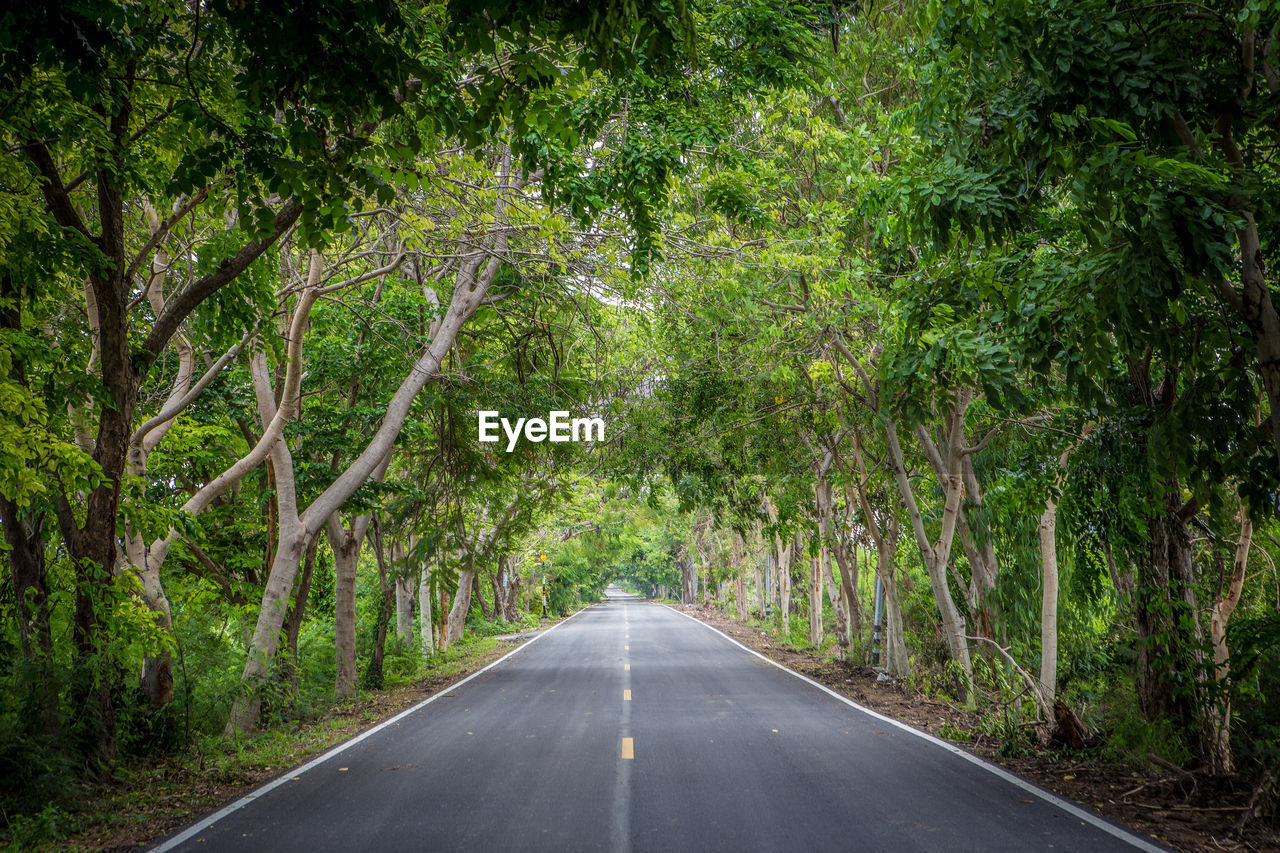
(149, 606, 594, 852)
(661, 604, 1170, 853)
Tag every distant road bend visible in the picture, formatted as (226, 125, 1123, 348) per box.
(153, 589, 1168, 852)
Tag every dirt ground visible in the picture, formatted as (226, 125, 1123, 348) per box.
(682, 604, 1280, 853)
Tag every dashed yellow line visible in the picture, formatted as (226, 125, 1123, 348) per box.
(621, 737, 634, 759)
(624, 663, 630, 671)
(623, 689, 632, 701)
(624, 645, 629, 650)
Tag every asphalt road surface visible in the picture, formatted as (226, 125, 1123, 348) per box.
(153, 589, 1166, 852)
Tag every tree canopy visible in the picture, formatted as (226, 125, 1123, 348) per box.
(3, 0, 1279, 847)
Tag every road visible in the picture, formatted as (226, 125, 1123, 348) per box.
(153, 590, 1166, 852)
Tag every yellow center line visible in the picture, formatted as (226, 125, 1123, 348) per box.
(623, 689, 632, 701)
(624, 644, 629, 650)
(621, 737, 634, 759)
(624, 663, 630, 671)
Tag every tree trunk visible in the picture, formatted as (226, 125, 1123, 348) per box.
(1204, 507, 1251, 775)
(1038, 429, 1091, 710)
(1136, 488, 1200, 726)
(503, 561, 521, 623)
(752, 523, 766, 619)
(775, 534, 793, 633)
(331, 532, 360, 700)
(490, 567, 505, 623)
(1038, 496, 1061, 709)
(447, 570, 474, 643)
(680, 551, 695, 605)
(366, 516, 395, 691)
(282, 539, 320, 686)
(396, 566, 415, 646)
(418, 553, 435, 658)
(809, 554, 823, 646)
(1212, 126, 1280, 477)
(960, 454, 999, 636)
(824, 544, 849, 655)
(0, 497, 59, 735)
(327, 509, 376, 700)
(879, 518, 910, 678)
(472, 572, 491, 619)
(733, 533, 749, 622)
(886, 404, 973, 698)
(818, 478, 855, 652)
(439, 584, 451, 651)
(225, 221, 506, 732)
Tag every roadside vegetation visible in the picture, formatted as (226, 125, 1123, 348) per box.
(3, 1, 1280, 851)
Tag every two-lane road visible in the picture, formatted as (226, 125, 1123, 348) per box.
(154, 595, 1166, 852)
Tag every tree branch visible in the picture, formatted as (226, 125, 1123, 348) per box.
(124, 186, 211, 288)
(140, 199, 303, 373)
(22, 141, 92, 239)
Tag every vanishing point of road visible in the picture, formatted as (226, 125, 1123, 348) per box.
(152, 590, 1168, 853)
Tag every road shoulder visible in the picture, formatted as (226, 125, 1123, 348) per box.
(675, 603, 1275, 853)
(52, 611, 586, 852)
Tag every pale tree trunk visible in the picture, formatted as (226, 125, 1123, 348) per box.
(326, 508, 373, 699)
(843, 433, 906, 673)
(491, 563, 506, 622)
(771, 537, 787, 628)
(326, 519, 362, 699)
(1213, 124, 1280, 477)
(439, 582, 451, 651)
(472, 572, 490, 619)
(691, 517, 715, 607)
(733, 533, 749, 622)
(1037, 499, 1061, 709)
(502, 557, 521, 622)
(447, 568, 473, 644)
(126, 229, 189, 708)
(417, 545, 435, 658)
(1206, 506, 1252, 775)
(817, 478, 854, 653)
(917, 427, 999, 638)
(225, 232, 506, 732)
(325, 449, 392, 699)
(395, 574, 415, 645)
(679, 545, 695, 605)
(226, 146, 526, 732)
(826, 340, 914, 676)
(777, 534, 795, 634)
(128, 249, 321, 714)
(446, 493, 526, 642)
(885, 397, 973, 698)
(282, 539, 319, 686)
(752, 521, 765, 617)
(878, 518, 909, 677)
(121, 207, 270, 707)
(809, 554, 823, 646)
(763, 498, 793, 631)
(823, 545, 847, 653)
(1038, 427, 1093, 710)
(763, 551, 774, 616)
(223, 340, 310, 733)
(960, 455, 999, 634)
